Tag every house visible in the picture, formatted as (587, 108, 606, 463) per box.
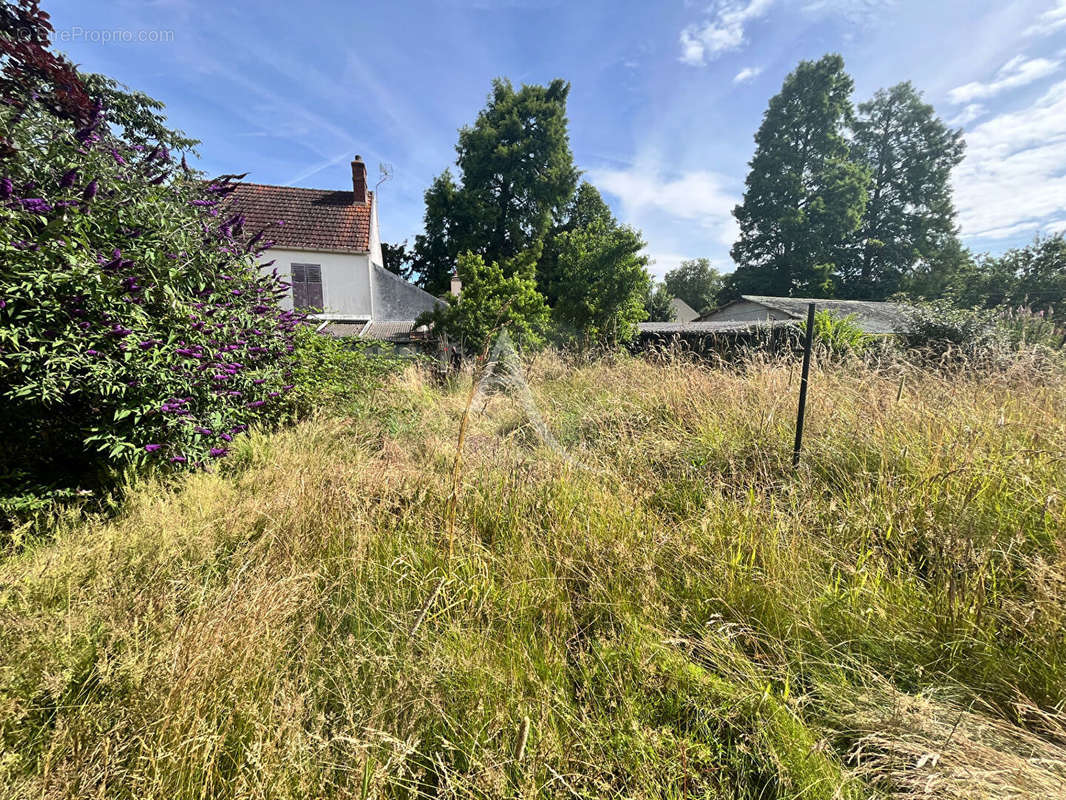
(669, 297, 700, 323)
(228, 156, 442, 345)
(699, 295, 910, 335)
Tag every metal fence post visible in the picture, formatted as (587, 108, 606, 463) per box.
(792, 302, 816, 469)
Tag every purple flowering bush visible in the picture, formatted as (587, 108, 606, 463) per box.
(0, 2, 300, 515)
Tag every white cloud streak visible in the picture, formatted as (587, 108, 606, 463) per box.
(948, 55, 1061, 103)
(949, 103, 987, 126)
(733, 66, 764, 83)
(1026, 0, 1066, 37)
(679, 0, 773, 66)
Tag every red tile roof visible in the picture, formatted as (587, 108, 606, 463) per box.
(227, 183, 373, 254)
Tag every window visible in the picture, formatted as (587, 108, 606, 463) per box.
(290, 263, 323, 310)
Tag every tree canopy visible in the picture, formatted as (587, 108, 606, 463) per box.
(841, 82, 965, 299)
(727, 54, 868, 299)
(412, 79, 578, 296)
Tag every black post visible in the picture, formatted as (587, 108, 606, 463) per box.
(792, 302, 816, 469)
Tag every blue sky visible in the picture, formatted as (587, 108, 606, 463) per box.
(44, 0, 1066, 277)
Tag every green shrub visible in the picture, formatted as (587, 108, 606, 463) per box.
(801, 310, 872, 355)
(0, 6, 299, 516)
(286, 326, 407, 415)
(897, 300, 1007, 361)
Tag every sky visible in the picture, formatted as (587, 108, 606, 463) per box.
(41, 0, 1066, 278)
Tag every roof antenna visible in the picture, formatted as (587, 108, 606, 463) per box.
(376, 162, 393, 195)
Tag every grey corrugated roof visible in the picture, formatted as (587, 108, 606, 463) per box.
(323, 321, 369, 338)
(363, 320, 424, 341)
(738, 295, 909, 335)
(638, 319, 791, 335)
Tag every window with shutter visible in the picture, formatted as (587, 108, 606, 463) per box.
(290, 263, 322, 310)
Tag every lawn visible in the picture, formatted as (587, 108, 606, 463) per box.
(2, 352, 1065, 798)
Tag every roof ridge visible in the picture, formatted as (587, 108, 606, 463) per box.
(236, 182, 374, 198)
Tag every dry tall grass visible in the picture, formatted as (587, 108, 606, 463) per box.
(1, 352, 1065, 798)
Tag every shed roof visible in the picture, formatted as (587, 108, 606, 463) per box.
(711, 295, 910, 335)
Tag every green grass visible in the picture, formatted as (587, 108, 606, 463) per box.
(1, 352, 1065, 798)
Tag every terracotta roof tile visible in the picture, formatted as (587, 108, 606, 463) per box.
(227, 183, 372, 253)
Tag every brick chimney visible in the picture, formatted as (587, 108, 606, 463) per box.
(351, 155, 367, 204)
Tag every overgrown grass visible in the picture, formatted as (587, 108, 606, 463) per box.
(1, 352, 1065, 798)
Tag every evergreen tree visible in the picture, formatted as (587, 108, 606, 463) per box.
(457, 78, 578, 267)
(728, 54, 868, 299)
(412, 78, 578, 295)
(411, 170, 465, 295)
(842, 82, 965, 298)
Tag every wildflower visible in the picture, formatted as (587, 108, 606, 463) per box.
(209, 447, 228, 458)
(86, 348, 100, 356)
(20, 198, 52, 213)
(194, 427, 213, 435)
(220, 433, 233, 442)
(246, 400, 266, 408)
(169, 456, 187, 463)
(0, 177, 12, 199)
(60, 169, 78, 188)
(82, 180, 98, 201)
(144, 444, 162, 452)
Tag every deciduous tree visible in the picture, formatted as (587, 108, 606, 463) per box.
(663, 258, 723, 314)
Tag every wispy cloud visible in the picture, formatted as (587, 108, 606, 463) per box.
(679, 0, 773, 66)
(733, 66, 764, 84)
(589, 167, 738, 235)
(948, 55, 1061, 103)
(954, 79, 1066, 240)
(949, 103, 987, 126)
(1026, 0, 1066, 37)
(587, 165, 740, 274)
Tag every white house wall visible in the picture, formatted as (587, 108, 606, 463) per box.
(263, 248, 372, 316)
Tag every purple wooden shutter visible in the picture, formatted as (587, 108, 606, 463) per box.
(290, 264, 307, 309)
(305, 265, 323, 309)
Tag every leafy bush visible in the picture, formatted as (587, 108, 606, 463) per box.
(551, 219, 650, 346)
(0, 4, 299, 513)
(419, 250, 549, 354)
(801, 310, 871, 355)
(897, 300, 1007, 362)
(286, 325, 407, 414)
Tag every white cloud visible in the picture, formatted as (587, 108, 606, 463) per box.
(587, 166, 741, 275)
(949, 103, 987, 126)
(733, 66, 764, 84)
(589, 167, 738, 238)
(679, 0, 773, 66)
(948, 55, 1061, 103)
(1026, 0, 1066, 37)
(954, 79, 1066, 240)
